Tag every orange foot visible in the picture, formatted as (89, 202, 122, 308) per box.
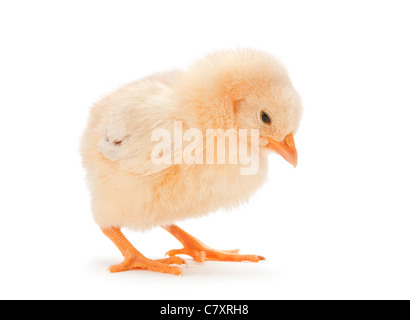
(108, 253, 186, 275)
(163, 224, 265, 263)
(102, 227, 186, 275)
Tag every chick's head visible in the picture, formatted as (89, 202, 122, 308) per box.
(234, 77, 302, 167)
(178, 49, 302, 167)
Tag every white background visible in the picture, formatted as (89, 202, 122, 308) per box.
(0, 0, 409, 300)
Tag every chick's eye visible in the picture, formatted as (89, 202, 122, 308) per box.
(260, 110, 271, 125)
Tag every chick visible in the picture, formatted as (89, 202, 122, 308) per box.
(81, 49, 302, 275)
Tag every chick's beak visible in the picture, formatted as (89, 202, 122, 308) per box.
(266, 133, 298, 167)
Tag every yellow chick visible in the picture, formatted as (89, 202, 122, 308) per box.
(80, 49, 302, 275)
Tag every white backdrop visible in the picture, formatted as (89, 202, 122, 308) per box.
(0, 0, 409, 300)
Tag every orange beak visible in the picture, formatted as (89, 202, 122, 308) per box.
(266, 133, 298, 167)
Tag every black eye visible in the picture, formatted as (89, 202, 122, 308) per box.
(260, 110, 271, 125)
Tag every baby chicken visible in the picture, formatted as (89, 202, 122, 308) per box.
(81, 49, 302, 275)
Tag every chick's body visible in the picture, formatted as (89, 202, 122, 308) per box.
(81, 70, 268, 231)
(81, 49, 302, 274)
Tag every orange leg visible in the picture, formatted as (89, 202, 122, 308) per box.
(163, 224, 265, 263)
(101, 227, 186, 275)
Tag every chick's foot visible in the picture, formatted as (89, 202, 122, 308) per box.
(108, 254, 185, 275)
(102, 227, 185, 275)
(163, 224, 265, 263)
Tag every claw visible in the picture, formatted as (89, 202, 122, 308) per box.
(156, 256, 188, 267)
(165, 248, 186, 257)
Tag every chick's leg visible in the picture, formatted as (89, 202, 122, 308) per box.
(163, 224, 265, 263)
(101, 227, 185, 275)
